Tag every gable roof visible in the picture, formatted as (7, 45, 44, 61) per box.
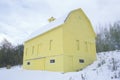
(26, 11, 70, 42)
(26, 8, 93, 42)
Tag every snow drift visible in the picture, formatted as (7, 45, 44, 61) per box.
(0, 50, 120, 80)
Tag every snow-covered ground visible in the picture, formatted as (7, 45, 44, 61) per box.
(0, 50, 120, 80)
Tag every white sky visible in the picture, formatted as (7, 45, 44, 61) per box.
(0, 0, 120, 44)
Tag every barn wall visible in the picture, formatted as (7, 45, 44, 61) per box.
(63, 9, 96, 71)
(23, 26, 64, 70)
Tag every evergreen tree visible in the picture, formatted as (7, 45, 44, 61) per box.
(96, 21, 120, 52)
(0, 39, 23, 67)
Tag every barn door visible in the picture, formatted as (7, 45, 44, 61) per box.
(39, 58, 45, 70)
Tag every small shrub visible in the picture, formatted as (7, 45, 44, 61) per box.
(69, 77, 74, 80)
(108, 58, 119, 71)
(6, 65, 11, 69)
(97, 60, 105, 68)
(81, 74, 86, 80)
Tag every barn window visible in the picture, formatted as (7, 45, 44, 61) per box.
(50, 59, 55, 63)
(27, 62, 30, 65)
(26, 48, 27, 56)
(37, 44, 40, 55)
(49, 40, 53, 50)
(32, 46, 34, 55)
(85, 42, 88, 52)
(79, 59, 84, 63)
(76, 40, 80, 50)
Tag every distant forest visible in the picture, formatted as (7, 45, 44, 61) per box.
(0, 21, 120, 68)
(96, 21, 120, 52)
(0, 39, 23, 68)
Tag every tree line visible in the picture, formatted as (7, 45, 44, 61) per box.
(96, 21, 120, 52)
(0, 39, 23, 67)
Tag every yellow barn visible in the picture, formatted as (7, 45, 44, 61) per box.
(23, 8, 96, 72)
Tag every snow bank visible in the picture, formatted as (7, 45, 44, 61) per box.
(0, 50, 120, 80)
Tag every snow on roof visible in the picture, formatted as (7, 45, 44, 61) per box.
(26, 13, 69, 41)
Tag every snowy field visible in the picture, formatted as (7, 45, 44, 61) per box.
(0, 51, 120, 80)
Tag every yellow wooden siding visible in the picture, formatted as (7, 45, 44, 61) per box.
(23, 26, 64, 69)
(23, 26, 63, 59)
(63, 56, 73, 72)
(62, 9, 96, 71)
(23, 58, 45, 70)
(45, 55, 64, 72)
(73, 56, 85, 71)
(23, 55, 64, 72)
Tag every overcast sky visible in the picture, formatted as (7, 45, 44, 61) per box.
(0, 0, 120, 44)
